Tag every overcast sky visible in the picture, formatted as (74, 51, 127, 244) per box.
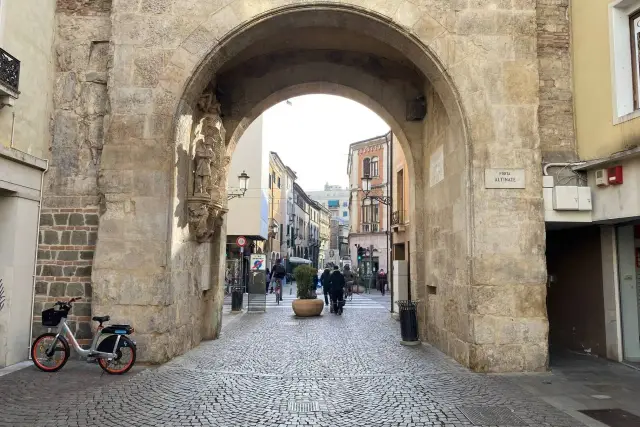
(262, 95, 389, 191)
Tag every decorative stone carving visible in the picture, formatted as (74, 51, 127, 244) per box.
(187, 89, 228, 243)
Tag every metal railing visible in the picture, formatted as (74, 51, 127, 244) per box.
(391, 210, 404, 225)
(0, 48, 20, 93)
(361, 223, 380, 232)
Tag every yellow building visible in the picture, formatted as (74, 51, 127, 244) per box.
(546, 1, 640, 367)
(268, 152, 287, 267)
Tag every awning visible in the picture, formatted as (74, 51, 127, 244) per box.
(288, 257, 312, 264)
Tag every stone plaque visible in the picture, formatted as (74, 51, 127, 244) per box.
(429, 145, 444, 187)
(484, 168, 525, 189)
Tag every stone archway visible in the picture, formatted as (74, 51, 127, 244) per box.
(93, 2, 547, 372)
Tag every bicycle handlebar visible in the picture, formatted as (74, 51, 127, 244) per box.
(55, 297, 82, 308)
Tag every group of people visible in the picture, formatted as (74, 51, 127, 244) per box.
(319, 265, 356, 315)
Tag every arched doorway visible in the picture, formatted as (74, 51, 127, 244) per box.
(93, 2, 547, 372)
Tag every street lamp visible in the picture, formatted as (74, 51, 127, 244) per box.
(227, 171, 250, 200)
(360, 173, 391, 205)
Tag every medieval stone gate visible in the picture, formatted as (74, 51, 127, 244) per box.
(38, 0, 574, 372)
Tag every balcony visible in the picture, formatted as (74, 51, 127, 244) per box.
(361, 223, 380, 233)
(391, 210, 406, 231)
(0, 48, 20, 101)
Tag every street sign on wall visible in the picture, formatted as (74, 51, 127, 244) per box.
(250, 254, 266, 271)
(236, 236, 247, 247)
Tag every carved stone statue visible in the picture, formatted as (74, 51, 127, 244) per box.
(194, 137, 214, 196)
(187, 88, 229, 243)
(188, 203, 211, 243)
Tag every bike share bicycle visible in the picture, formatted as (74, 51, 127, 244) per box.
(31, 297, 137, 374)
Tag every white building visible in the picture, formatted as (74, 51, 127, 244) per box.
(227, 116, 269, 241)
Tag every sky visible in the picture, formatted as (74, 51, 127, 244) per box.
(262, 95, 389, 191)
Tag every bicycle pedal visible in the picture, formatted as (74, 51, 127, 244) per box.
(86, 357, 98, 364)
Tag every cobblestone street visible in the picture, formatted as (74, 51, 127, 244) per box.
(0, 294, 587, 427)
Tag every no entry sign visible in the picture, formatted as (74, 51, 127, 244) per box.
(236, 236, 247, 247)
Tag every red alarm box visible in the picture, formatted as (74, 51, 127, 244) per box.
(607, 165, 623, 185)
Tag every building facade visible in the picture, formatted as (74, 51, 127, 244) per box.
(390, 134, 411, 308)
(540, 0, 640, 366)
(317, 204, 331, 267)
(267, 152, 287, 267)
(308, 184, 351, 265)
(9, 0, 589, 372)
(347, 134, 391, 276)
(0, 1, 55, 368)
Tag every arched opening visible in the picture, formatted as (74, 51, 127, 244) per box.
(93, 2, 548, 373)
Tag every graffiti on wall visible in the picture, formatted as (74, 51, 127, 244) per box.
(0, 279, 5, 312)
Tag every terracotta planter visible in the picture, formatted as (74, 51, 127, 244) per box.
(292, 298, 324, 317)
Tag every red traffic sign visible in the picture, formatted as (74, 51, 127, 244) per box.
(236, 236, 247, 247)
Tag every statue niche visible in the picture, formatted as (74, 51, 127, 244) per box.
(187, 90, 228, 243)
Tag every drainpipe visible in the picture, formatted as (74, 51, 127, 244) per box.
(28, 158, 49, 358)
(387, 132, 394, 313)
(542, 162, 585, 176)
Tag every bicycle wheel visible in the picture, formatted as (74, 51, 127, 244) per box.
(31, 333, 70, 372)
(98, 335, 137, 375)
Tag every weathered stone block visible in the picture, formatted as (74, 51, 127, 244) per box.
(80, 251, 94, 260)
(69, 213, 85, 226)
(38, 250, 52, 260)
(58, 251, 79, 261)
(88, 231, 98, 246)
(71, 231, 88, 245)
(43, 230, 59, 245)
(76, 322, 93, 340)
(40, 213, 54, 226)
(49, 282, 66, 297)
(73, 302, 92, 316)
(41, 265, 63, 277)
(63, 266, 77, 276)
(35, 282, 48, 295)
(85, 214, 99, 226)
(61, 231, 72, 245)
(66, 283, 85, 297)
(76, 266, 92, 277)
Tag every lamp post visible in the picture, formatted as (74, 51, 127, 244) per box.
(360, 173, 393, 311)
(227, 171, 250, 200)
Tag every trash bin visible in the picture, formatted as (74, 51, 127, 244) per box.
(396, 300, 419, 345)
(231, 289, 243, 312)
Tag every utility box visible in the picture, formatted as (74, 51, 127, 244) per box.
(553, 186, 579, 211)
(577, 186, 592, 211)
(542, 175, 554, 188)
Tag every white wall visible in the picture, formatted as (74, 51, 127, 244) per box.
(227, 116, 268, 239)
(0, 0, 55, 158)
(588, 157, 640, 221)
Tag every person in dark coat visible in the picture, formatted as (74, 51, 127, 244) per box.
(320, 267, 332, 308)
(328, 265, 346, 315)
(265, 268, 271, 294)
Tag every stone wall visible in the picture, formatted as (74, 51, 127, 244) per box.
(33, 208, 98, 345)
(33, 0, 112, 342)
(537, 0, 576, 161)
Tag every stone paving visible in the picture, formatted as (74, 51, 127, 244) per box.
(0, 295, 586, 427)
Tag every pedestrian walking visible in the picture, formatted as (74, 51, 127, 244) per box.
(321, 267, 331, 308)
(265, 267, 271, 294)
(378, 268, 388, 296)
(343, 264, 355, 298)
(329, 265, 346, 315)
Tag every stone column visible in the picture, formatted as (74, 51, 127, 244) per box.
(202, 214, 227, 340)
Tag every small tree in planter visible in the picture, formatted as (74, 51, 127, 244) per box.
(294, 265, 317, 299)
(292, 265, 323, 316)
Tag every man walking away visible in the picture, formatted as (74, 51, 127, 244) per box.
(321, 267, 332, 309)
(378, 268, 388, 296)
(329, 265, 346, 315)
(343, 265, 355, 298)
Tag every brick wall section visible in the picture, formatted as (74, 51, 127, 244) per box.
(537, 0, 577, 162)
(33, 207, 98, 346)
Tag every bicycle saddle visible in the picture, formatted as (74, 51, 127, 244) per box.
(92, 315, 110, 323)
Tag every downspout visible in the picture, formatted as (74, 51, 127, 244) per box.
(28, 158, 49, 358)
(388, 132, 394, 313)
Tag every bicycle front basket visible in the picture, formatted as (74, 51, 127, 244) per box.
(41, 308, 66, 327)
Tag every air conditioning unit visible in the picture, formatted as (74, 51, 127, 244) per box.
(595, 169, 608, 187)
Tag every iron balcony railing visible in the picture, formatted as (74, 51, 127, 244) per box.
(391, 210, 404, 226)
(0, 48, 20, 94)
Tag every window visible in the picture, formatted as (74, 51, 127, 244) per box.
(268, 175, 271, 189)
(277, 177, 281, 188)
(342, 211, 348, 217)
(272, 172, 276, 183)
(327, 200, 339, 208)
(370, 156, 379, 177)
(342, 201, 348, 207)
(362, 158, 371, 176)
(610, 1, 640, 119)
